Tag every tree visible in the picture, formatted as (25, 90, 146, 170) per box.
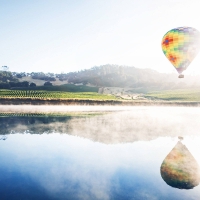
(9, 81, 29, 88)
(0, 83, 10, 89)
(30, 82, 36, 87)
(16, 74, 22, 78)
(21, 81, 29, 87)
(44, 81, 53, 86)
(9, 82, 18, 87)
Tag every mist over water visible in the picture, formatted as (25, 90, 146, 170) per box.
(1, 106, 200, 143)
(0, 105, 139, 113)
(1, 106, 200, 200)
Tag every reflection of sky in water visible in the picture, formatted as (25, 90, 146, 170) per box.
(1, 134, 200, 200)
(1, 107, 200, 200)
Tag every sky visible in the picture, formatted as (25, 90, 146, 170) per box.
(1, 0, 200, 74)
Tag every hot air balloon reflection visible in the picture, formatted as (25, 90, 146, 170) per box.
(160, 141, 200, 189)
(161, 27, 200, 78)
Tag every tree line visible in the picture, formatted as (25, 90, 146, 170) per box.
(1, 64, 200, 90)
(0, 71, 53, 89)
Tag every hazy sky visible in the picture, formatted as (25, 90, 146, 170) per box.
(1, 0, 200, 74)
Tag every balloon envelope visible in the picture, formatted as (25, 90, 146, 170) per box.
(161, 27, 200, 74)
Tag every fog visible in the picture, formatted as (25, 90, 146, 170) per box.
(1, 106, 200, 199)
(0, 105, 152, 113)
(1, 106, 200, 144)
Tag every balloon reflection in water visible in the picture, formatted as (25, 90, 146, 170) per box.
(160, 140, 200, 189)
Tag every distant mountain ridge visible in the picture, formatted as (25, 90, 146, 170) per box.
(56, 64, 200, 91)
(1, 64, 200, 91)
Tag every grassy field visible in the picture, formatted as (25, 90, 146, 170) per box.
(20, 76, 69, 86)
(144, 89, 200, 101)
(1, 87, 200, 102)
(0, 90, 117, 100)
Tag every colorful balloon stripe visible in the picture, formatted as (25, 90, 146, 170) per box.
(161, 27, 200, 74)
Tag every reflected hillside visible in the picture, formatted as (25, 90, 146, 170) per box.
(160, 141, 200, 189)
(1, 108, 200, 144)
(0, 113, 93, 135)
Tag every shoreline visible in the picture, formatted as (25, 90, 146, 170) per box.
(0, 98, 200, 107)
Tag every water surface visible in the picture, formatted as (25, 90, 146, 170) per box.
(1, 107, 200, 200)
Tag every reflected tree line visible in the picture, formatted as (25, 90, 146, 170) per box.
(0, 115, 200, 190)
(0, 115, 73, 135)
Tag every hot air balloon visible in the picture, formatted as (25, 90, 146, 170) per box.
(161, 27, 200, 78)
(160, 140, 200, 189)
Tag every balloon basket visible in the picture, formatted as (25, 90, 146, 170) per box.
(178, 136, 184, 141)
(178, 74, 184, 78)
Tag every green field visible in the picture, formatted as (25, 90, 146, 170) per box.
(0, 90, 117, 100)
(144, 89, 200, 101)
(1, 88, 200, 102)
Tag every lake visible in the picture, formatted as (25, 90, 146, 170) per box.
(1, 106, 200, 200)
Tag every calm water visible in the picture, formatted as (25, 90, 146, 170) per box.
(1, 107, 200, 200)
